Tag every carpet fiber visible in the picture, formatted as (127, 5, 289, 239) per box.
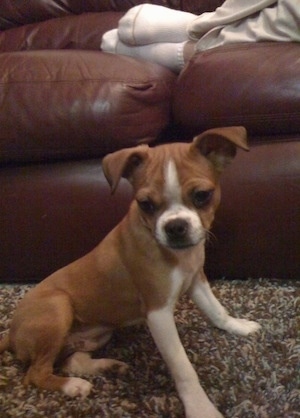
(0, 278, 299, 418)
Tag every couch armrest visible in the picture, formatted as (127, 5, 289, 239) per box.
(173, 42, 300, 137)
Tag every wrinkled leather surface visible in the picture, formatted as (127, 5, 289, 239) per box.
(0, 0, 299, 281)
(0, 50, 175, 163)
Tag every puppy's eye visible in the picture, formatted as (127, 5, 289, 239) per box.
(137, 198, 156, 215)
(192, 190, 213, 208)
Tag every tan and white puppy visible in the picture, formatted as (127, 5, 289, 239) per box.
(0, 127, 260, 418)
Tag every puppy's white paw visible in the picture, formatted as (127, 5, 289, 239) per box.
(62, 377, 93, 398)
(223, 317, 261, 336)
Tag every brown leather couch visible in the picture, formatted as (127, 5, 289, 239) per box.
(1, 0, 299, 282)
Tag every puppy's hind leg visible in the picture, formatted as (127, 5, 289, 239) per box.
(23, 332, 93, 398)
(24, 358, 92, 398)
(14, 292, 93, 397)
(189, 272, 261, 336)
(63, 352, 129, 376)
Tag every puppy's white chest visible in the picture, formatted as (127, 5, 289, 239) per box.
(168, 265, 196, 304)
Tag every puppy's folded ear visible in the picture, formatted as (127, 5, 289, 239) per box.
(192, 126, 249, 172)
(102, 145, 149, 193)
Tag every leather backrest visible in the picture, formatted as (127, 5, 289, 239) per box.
(0, 0, 224, 30)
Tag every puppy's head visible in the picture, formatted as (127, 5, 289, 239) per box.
(103, 126, 248, 250)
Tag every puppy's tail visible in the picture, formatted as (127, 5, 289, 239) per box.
(0, 333, 10, 353)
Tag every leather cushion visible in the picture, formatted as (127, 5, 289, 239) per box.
(0, 50, 175, 163)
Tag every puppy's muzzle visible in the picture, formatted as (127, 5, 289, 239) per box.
(165, 219, 189, 245)
(156, 206, 204, 250)
(163, 218, 200, 249)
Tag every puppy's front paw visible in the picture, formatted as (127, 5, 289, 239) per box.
(223, 317, 261, 336)
(62, 377, 93, 398)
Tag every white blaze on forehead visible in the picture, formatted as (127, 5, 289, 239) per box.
(155, 157, 204, 248)
(164, 159, 182, 205)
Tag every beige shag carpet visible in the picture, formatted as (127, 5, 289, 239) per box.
(0, 278, 299, 418)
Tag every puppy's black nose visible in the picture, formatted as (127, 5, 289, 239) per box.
(165, 219, 189, 240)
